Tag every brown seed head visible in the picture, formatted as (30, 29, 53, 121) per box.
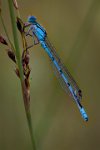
(24, 52, 30, 65)
(0, 35, 8, 45)
(7, 49, 16, 63)
(13, 0, 18, 9)
(17, 17, 23, 33)
(15, 68, 20, 78)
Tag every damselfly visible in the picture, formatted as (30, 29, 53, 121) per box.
(26, 16, 88, 121)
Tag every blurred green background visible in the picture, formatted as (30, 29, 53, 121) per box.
(0, 0, 100, 150)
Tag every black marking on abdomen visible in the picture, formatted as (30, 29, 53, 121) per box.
(67, 82, 70, 87)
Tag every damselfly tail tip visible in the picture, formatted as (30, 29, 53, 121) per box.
(80, 107, 88, 122)
(85, 117, 88, 122)
(84, 115, 88, 122)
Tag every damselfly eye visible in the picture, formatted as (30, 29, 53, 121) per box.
(28, 16, 37, 23)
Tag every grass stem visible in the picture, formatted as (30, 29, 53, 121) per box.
(8, 0, 36, 149)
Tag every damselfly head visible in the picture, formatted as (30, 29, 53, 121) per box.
(28, 16, 37, 24)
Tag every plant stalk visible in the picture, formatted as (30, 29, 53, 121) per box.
(8, 0, 36, 149)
